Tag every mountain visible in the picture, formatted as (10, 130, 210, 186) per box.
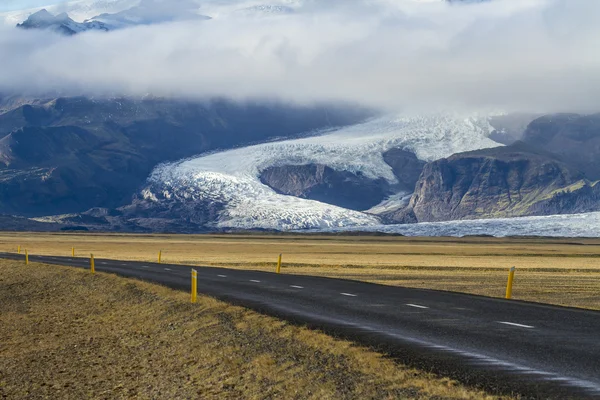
(0, 97, 370, 217)
(3, 98, 600, 234)
(16, 9, 111, 35)
(12, 0, 211, 34)
(1, 0, 140, 27)
(386, 141, 600, 223)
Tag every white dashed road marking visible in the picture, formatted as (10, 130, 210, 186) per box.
(218, 275, 227, 278)
(141, 265, 149, 269)
(406, 304, 429, 309)
(498, 321, 535, 329)
(340, 293, 357, 297)
(164, 268, 172, 271)
(250, 280, 261, 283)
(290, 285, 304, 289)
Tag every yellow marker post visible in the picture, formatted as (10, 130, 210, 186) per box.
(90, 254, 96, 274)
(158, 250, 162, 264)
(17, 245, 21, 254)
(72, 247, 75, 257)
(25, 249, 29, 265)
(505, 267, 516, 299)
(191, 269, 198, 303)
(276, 253, 282, 274)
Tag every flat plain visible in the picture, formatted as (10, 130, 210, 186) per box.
(2, 232, 599, 310)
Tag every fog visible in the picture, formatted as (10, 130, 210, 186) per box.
(0, 0, 599, 113)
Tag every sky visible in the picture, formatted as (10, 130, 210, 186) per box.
(0, 1, 66, 12)
(0, 0, 599, 114)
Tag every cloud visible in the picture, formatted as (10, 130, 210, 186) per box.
(1, 0, 599, 113)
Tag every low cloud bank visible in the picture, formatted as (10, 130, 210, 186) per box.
(1, 0, 599, 113)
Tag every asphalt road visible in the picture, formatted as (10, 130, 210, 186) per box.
(2, 252, 599, 399)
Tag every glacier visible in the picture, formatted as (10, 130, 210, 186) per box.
(145, 113, 501, 230)
(325, 212, 600, 238)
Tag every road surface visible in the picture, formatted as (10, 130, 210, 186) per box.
(2, 252, 599, 399)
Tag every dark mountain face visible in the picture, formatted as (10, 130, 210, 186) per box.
(259, 149, 425, 212)
(0, 97, 371, 216)
(385, 141, 600, 223)
(522, 113, 600, 180)
(260, 164, 390, 211)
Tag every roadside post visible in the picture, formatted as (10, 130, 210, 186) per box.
(505, 267, 516, 299)
(90, 254, 95, 274)
(25, 249, 29, 265)
(191, 269, 198, 303)
(17, 245, 21, 254)
(276, 253, 282, 274)
(158, 250, 162, 264)
(72, 247, 75, 257)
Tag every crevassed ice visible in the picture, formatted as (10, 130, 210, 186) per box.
(147, 113, 501, 230)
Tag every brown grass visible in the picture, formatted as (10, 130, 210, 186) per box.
(1, 232, 600, 310)
(0, 259, 508, 399)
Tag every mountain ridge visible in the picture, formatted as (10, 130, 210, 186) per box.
(16, 9, 111, 35)
(386, 141, 600, 224)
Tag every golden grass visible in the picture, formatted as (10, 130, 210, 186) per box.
(1, 232, 600, 310)
(0, 260, 508, 399)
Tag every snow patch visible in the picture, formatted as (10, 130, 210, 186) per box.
(365, 192, 412, 215)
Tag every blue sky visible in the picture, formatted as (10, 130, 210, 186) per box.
(0, 0, 66, 12)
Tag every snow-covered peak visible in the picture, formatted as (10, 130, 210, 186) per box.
(1, 0, 136, 27)
(26, 9, 55, 22)
(17, 9, 111, 35)
(55, 12, 72, 21)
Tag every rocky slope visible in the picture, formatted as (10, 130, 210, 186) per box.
(386, 141, 600, 223)
(259, 149, 424, 211)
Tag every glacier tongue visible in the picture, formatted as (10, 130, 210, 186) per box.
(146, 113, 501, 230)
(328, 212, 600, 238)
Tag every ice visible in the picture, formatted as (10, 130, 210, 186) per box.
(323, 212, 600, 238)
(147, 113, 501, 230)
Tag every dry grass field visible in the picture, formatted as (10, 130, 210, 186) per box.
(1, 232, 600, 310)
(0, 260, 507, 399)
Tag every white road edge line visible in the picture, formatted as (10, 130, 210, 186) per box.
(406, 304, 429, 309)
(290, 285, 304, 289)
(250, 280, 261, 283)
(218, 275, 227, 278)
(340, 292, 357, 297)
(497, 321, 535, 329)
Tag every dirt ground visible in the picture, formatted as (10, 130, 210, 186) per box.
(1, 232, 599, 310)
(0, 259, 508, 399)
